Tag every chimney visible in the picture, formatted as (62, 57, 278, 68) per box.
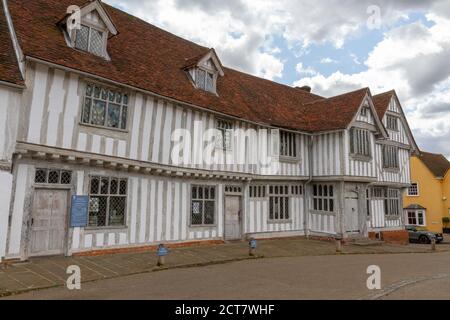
(296, 85, 312, 93)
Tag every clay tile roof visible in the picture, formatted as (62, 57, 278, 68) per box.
(0, 1, 23, 86)
(418, 151, 450, 178)
(373, 90, 395, 119)
(1, 0, 373, 132)
(300, 88, 369, 132)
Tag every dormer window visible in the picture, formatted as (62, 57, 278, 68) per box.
(63, 0, 117, 59)
(184, 49, 225, 94)
(75, 25, 105, 56)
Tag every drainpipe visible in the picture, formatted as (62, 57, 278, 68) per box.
(304, 135, 314, 239)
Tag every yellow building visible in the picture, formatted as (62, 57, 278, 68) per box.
(404, 152, 450, 233)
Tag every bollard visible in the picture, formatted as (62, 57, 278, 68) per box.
(157, 244, 169, 267)
(335, 236, 343, 253)
(431, 237, 436, 251)
(249, 238, 257, 257)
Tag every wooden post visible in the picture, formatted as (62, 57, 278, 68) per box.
(335, 236, 343, 253)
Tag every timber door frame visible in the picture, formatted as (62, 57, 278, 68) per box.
(26, 186, 71, 259)
(223, 185, 244, 241)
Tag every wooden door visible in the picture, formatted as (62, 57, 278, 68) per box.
(30, 189, 68, 257)
(345, 191, 360, 234)
(225, 196, 242, 240)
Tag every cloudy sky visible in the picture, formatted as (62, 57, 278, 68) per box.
(104, 0, 450, 158)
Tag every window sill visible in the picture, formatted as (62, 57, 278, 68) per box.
(350, 154, 372, 162)
(79, 122, 130, 134)
(383, 168, 400, 173)
(84, 226, 128, 232)
(310, 210, 336, 216)
(189, 224, 217, 228)
(385, 215, 400, 221)
(279, 156, 301, 164)
(268, 220, 292, 224)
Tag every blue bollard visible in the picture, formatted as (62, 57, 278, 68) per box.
(157, 244, 169, 266)
(249, 238, 257, 257)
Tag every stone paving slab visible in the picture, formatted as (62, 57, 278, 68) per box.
(1, 238, 449, 298)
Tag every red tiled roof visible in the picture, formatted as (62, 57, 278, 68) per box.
(373, 90, 395, 119)
(301, 88, 369, 132)
(0, 1, 23, 86)
(418, 152, 450, 178)
(2, 0, 373, 132)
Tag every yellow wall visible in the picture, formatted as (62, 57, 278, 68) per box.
(442, 172, 450, 229)
(404, 156, 444, 233)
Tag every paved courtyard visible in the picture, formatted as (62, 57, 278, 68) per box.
(1, 237, 450, 298)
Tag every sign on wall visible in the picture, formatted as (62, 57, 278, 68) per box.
(70, 195, 89, 228)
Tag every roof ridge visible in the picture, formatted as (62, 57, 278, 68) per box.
(303, 87, 369, 107)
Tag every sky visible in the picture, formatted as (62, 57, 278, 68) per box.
(104, 0, 450, 158)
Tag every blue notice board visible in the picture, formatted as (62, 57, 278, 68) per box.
(70, 195, 89, 228)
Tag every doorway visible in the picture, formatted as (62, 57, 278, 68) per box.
(344, 191, 360, 234)
(29, 189, 69, 257)
(224, 196, 242, 240)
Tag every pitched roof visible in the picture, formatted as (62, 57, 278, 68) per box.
(418, 152, 450, 178)
(1, 0, 375, 132)
(0, 1, 23, 86)
(373, 90, 395, 119)
(300, 88, 369, 132)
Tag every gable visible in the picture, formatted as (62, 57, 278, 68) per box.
(348, 93, 388, 139)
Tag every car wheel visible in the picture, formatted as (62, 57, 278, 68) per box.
(419, 235, 430, 244)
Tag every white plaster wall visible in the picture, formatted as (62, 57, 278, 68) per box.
(0, 171, 13, 261)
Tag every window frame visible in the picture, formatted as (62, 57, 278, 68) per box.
(249, 185, 267, 199)
(190, 185, 217, 227)
(195, 68, 216, 93)
(87, 176, 128, 229)
(407, 183, 420, 197)
(81, 83, 129, 131)
(34, 168, 73, 186)
(350, 127, 372, 158)
(386, 115, 399, 131)
(382, 145, 399, 169)
(268, 185, 291, 223)
(216, 119, 234, 151)
(312, 184, 335, 214)
(74, 24, 106, 57)
(384, 188, 400, 218)
(279, 131, 298, 159)
(406, 210, 426, 227)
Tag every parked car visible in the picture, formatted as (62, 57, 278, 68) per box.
(406, 226, 444, 244)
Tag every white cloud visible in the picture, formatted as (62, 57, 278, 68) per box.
(296, 63, 317, 76)
(320, 58, 337, 64)
(293, 10, 450, 156)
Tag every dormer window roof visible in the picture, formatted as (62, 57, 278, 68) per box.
(184, 49, 224, 94)
(63, 0, 117, 59)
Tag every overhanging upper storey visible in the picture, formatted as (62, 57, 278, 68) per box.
(61, 0, 117, 60)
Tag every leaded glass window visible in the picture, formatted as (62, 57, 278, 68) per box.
(88, 176, 127, 228)
(35, 169, 72, 185)
(195, 68, 215, 93)
(269, 185, 290, 221)
(82, 84, 129, 130)
(216, 119, 233, 151)
(74, 24, 105, 57)
(191, 185, 216, 226)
